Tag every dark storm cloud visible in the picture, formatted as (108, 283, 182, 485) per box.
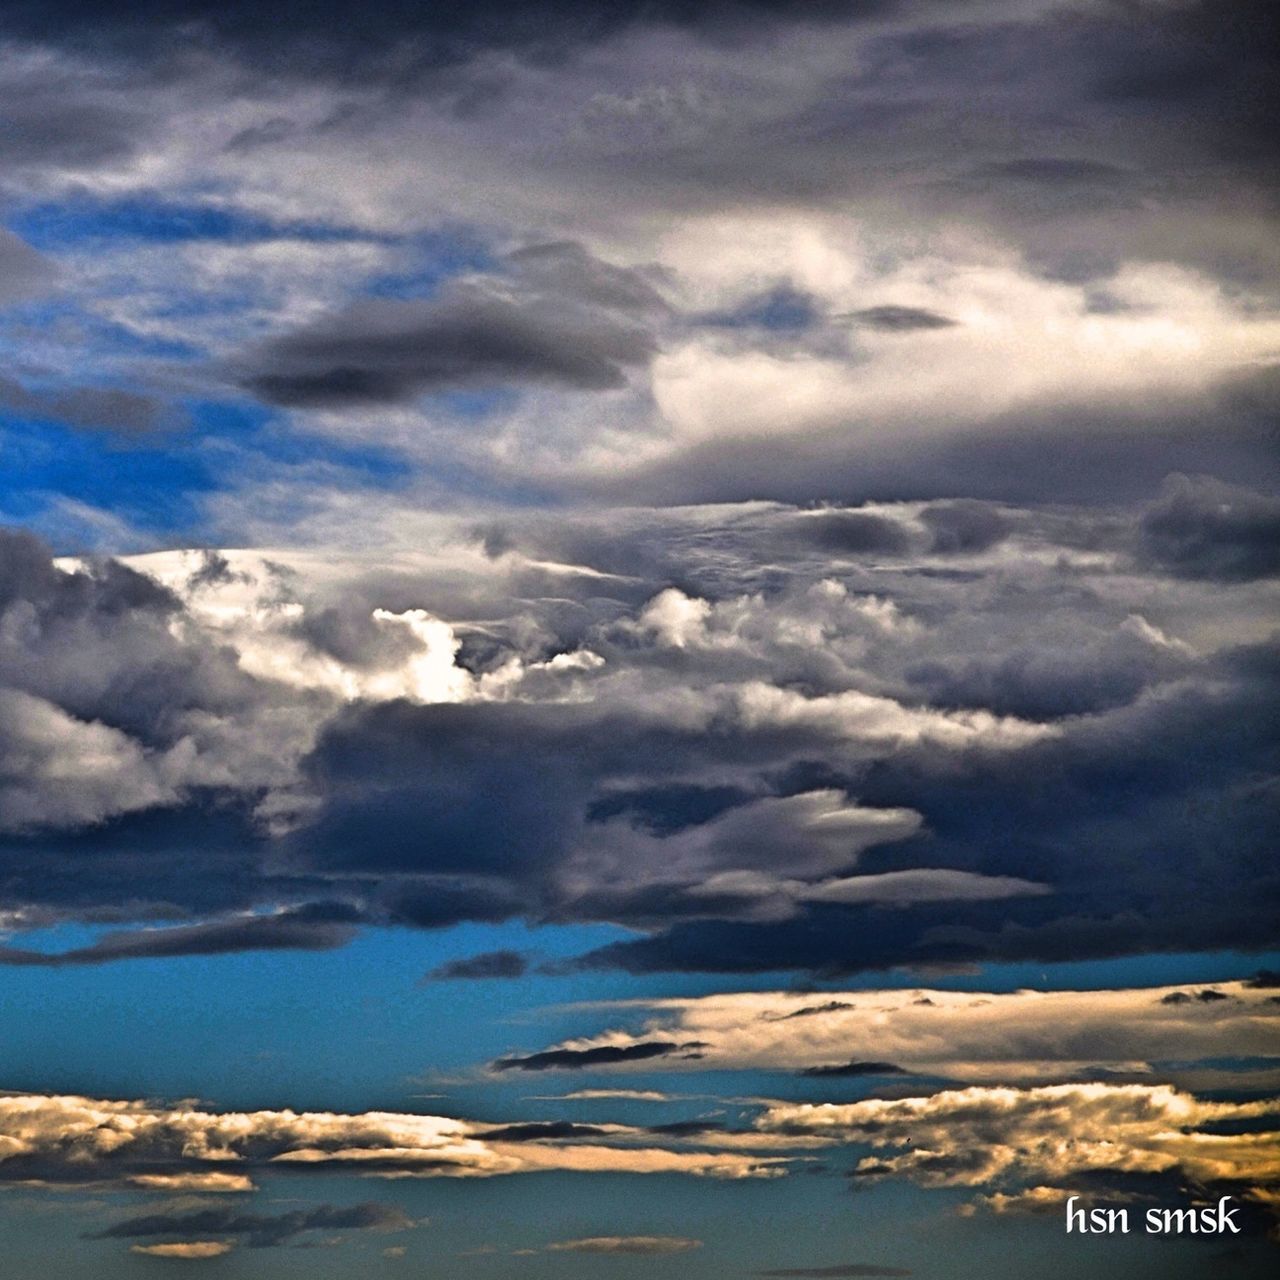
(427, 948, 529, 980)
(1137, 474, 1280, 581)
(239, 244, 662, 407)
(493, 1041, 699, 1072)
(91, 1201, 412, 1248)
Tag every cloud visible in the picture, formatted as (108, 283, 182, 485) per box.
(129, 1242, 234, 1259)
(94, 1201, 413, 1249)
(538, 1090, 677, 1103)
(975, 158, 1130, 186)
(0, 486, 1277, 978)
(798, 1062, 906, 1079)
(426, 949, 529, 980)
(0, 907, 359, 966)
(493, 1041, 702, 1072)
(0, 378, 167, 435)
(1138, 473, 1280, 581)
(0, 1091, 785, 1188)
(0, 229, 58, 304)
(757, 1082, 1280, 1205)
(238, 243, 663, 407)
(0, 1, 896, 75)
(546, 1235, 702, 1254)
(786, 512, 914, 555)
(837, 306, 956, 331)
(491, 982, 1280, 1083)
(918, 500, 1011, 554)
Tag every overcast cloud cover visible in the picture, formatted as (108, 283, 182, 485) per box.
(0, 1, 1277, 1276)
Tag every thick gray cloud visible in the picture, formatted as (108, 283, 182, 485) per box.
(1137, 473, 1280, 581)
(239, 243, 663, 407)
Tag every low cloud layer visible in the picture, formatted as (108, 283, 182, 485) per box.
(0, 1092, 785, 1190)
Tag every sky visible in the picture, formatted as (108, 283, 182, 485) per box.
(0, 1, 1278, 1275)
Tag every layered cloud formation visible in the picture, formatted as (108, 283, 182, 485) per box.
(2, 1077, 1275, 1237)
(1, 483, 1275, 975)
(0, 1092, 784, 1189)
(488, 980, 1280, 1084)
